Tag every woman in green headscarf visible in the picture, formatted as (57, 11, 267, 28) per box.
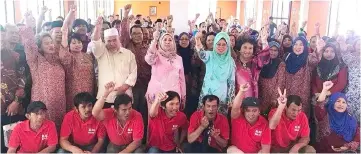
(194, 32, 236, 115)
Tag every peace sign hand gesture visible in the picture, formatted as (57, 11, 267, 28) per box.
(277, 87, 287, 106)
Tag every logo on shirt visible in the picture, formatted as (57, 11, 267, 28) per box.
(172, 125, 178, 131)
(127, 128, 133, 134)
(41, 134, 48, 140)
(294, 126, 300, 132)
(88, 128, 96, 134)
(254, 130, 263, 136)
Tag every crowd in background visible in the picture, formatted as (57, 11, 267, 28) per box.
(1, 3, 360, 153)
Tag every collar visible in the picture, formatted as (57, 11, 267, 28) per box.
(24, 120, 48, 133)
(73, 110, 93, 124)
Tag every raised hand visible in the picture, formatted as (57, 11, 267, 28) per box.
(239, 83, 250, 92)
(210, 127, 221, 138)
(301, 21, 308, 28)
(104, 82, 115, 96)
(167, 15, 173, 23)
(316, 37, 326, 51)
(195, 13, 200, 19)
(155, 92, 169, 102)
(95, 16, 103, 28)
(247, 18, 255, 27)
(41, 6, 48, 14)
(322, 81, 334, 91)
(195, 32, 204, 50)
(70, 5, 77, 12)
(277, 87, 287, 106)
(24, 11, 36, 27)
(124, 4, 132, 15)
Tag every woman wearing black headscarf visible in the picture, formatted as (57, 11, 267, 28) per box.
(177, 32, 197, 118)
(281, 34, 293, 57)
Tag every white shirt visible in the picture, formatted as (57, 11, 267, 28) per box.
(92, 39, 137, 103)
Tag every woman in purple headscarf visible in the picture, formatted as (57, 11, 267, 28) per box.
(284, 35, 321, 117)
(315, 81, 359, 153)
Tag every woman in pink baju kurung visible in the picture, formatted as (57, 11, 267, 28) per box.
(145, 32, 186, 110)
(234, 38, 270, 98)
(19, 26, 66, 127)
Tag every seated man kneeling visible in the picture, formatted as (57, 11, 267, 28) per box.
(268, 88, 316, 153)
(59, 92, 106, 153)
(92, 82, 144, 153)
(7, 101, 58, 153)
(186, 95, 229, 153)
(147, 91, 189, 153)
(227, 83, 271, 153)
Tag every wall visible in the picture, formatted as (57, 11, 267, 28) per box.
(261, 0, 272, 27)
(216, 1, 237, 20)
(307, 1, 330, 37)
(238, 0, 245, 26)
(114, 0, 170, 21)
(289, 1, 301, 34)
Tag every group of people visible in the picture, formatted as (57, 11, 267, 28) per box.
(1, 3, 360, 153)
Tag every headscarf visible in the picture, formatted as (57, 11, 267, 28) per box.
(209, 32, 235, 81)
(158, 33, 177, 59)
(326, 92, 357, 142)
(316, 43, 342, 80)
(282, 34, 293, 53)
(260, 41, 281, 78)
(177, 32, 192, 75)
(285, 36, 309, 74)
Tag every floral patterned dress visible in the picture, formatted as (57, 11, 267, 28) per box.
(60, 48, 94, 111)
(342, 51, 361, 122)
(19, 27, 66, 127)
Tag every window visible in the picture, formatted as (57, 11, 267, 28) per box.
(271, 0, 291, 25)
(328, 0, 361, 35)
(0, 0, 15, 24)
(77, 0, 114, 22)
(245, 0, 256, 25)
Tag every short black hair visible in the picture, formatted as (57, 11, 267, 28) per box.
(114, 94, 132, 110)
(72, 19, 89, 30)
(199, 22, 205, 27)
(160, 91, 180, 107)
(130, 24, 143, 34)
(269, 16, 273, 20)
(234, 36, 257, 52)
(115, 14, 119, 16)
(68, 33, 83, 45)
(136, 14, 142, 18)
(73, 92, 96, 108)
(134, 20, 141, 25)
(108, 15, 114, 18)
(111, 20, 121, 27)
(220, 19, 226, 22)
(286, 95, 302, 107)
(201, 95, 220, 106)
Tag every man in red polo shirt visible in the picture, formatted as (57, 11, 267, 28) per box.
(7, 101, 58, 153)
(185, 95, 229, 153)
(228, 83, 271, 153)
(92, 82, 144, 153)
(268, 88, 316, 153)
(147, 91, 189, 153)
(59, 92, 106, 153)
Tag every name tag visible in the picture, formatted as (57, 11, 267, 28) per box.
(254, 130, 262, 136)
(294, 126, 300, 132)
(41, 134, 48, 140)
(88, 128, 96, 134)
(127, 128, 133, 134)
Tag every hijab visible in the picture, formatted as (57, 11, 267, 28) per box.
(209, 32, 235, 81)
(282, 34, 293, 53)
(326, 92, 357, 142)
(177, 32, 192, 75)
(285, 36, 309, 74)
(158, 33, 177, 59)
(260, 41, 281, 78)
(316, 43, 342, 80)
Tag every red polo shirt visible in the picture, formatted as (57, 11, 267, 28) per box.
(148, 108, 189, 151)
(8, 120, 58, 153)
(231, 114, 271, 153)
(60, 110, 106, 146)
(188, 111, 229, 151)
(268, 109, 310, 149)
(102, 108, 144, 146)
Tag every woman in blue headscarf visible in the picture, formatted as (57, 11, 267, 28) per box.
(284, 35, 320, 117)
(194, 31, 236, 115)
(315, 81, 359, 153)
